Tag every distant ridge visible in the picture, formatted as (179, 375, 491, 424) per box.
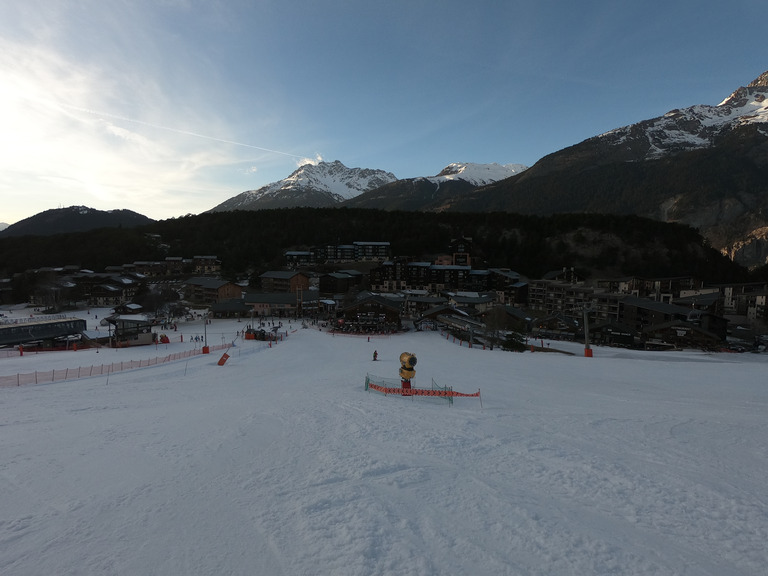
(0, 206, 154, 238)
(208, 161, 527, 212)
(341, 162, 527, 210)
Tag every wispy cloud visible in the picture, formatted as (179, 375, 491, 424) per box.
(0, 27, 312, 223)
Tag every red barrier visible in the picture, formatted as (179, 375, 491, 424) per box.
(366, 381, 481, 398)
(0, 341, 237, 388)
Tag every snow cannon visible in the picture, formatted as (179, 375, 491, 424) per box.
(399, 352, 417, 381)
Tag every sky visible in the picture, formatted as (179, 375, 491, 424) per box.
(1, 307, 767, 574)
(1, 0, 766, 226)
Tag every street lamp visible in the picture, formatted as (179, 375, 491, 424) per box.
(583, 303, 593, 358)
(202, 311, 210, 354)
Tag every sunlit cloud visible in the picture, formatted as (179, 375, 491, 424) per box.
(296, 154, 325, 167)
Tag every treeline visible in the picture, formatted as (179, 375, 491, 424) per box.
(0, 208, 751, 283)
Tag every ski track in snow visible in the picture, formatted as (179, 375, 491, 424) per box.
(1, 313, 767, 575)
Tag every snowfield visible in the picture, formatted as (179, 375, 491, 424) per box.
(1, 310, 767, 575)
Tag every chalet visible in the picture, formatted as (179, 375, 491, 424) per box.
(72, 272, 140, 307)
(415, 304, 455, 329)
(285, 251, 314, 268)
(643, 276, 703, 301)
(133, 261, 166, 277)
(329, 244, 356, 262)
(528, 280, 595, 316)
(318, 271, 362, 295)
(448, 237, 473, 266)
(446, 292, 496, 315)
(89, 282, 130, 307)
(164, 256, 185, 276)
(532, 313, 579, 341)
(353, 241, 390, 261)
(259, 271, 310, 293)
(113, 303, 144, 315)
(718, 282, 768, 314)
(193, 255, 221, 276)
(488, 269, 527, 304)
(466, 269, 492, 292)
(244, 291, 320, 318)
(589, 321, 639, 348)
(434, 309, 486, 337)
(86, 283, 121, 307)
(642, 321, 722, 350)
(620, 297, 695, 333)
(184, 277, 242, 305)
(406, 261, 432, 290)
(595, 277, 644, 296)
(369, 260, 415, 292)
(673, 290, 725, 318)
(404, 293, 446, 317)
(336, 294, 403, 333)
(427, 265, 471, 292)
(210, 298, 252, 318)
(504, 305, 533, 334)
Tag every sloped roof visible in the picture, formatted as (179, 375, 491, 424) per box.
(185, 277, 232, 289)
(623, 296, 691, 316)
(211, 299, 251, 313)
(244, 292, 319, 305)
(260, 270, 306, 280)
(449, 293, 495, 305)
(340, 294, 402, 312)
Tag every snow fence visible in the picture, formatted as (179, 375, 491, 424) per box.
(364, 373, 482, 407)
(0, 342, 234, 387)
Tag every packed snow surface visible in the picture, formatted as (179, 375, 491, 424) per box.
(1, 309, 767, 575)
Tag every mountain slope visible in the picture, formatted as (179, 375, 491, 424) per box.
(0, 206, 154, 238)
(208, 160, 397, 211)
(341, 162, 527, 210)
(351, 72, 768, 267)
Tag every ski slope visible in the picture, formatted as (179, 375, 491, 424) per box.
(1, 310, 767, 575)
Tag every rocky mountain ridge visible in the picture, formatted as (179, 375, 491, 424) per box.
(349, 71, 768, 268)
(208, 160, 398, 211)
(208, 160, 527, 212)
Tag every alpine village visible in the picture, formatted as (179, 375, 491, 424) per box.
(2, 71, 768, 356)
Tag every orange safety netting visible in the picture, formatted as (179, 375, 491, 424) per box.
(366, 381, 480, 398)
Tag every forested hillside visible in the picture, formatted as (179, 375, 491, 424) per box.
(0, 208, 750, 283)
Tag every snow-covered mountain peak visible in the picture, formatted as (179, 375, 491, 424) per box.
(596, 70, 768, 160)
(280, 160, 397, 200)
(429, 162, 528, 186)
(747, 70, 768, 89)
(719, 70, 768, 109)
(208, 160, 398, 212)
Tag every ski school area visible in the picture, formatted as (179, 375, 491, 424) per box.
(2, 305, 768, 575)
(0, 307, 485, 404)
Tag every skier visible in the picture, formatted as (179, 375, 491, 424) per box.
(373, 350, 378, 361)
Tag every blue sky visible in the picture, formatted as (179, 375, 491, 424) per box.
(1, 0, 765, 225)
